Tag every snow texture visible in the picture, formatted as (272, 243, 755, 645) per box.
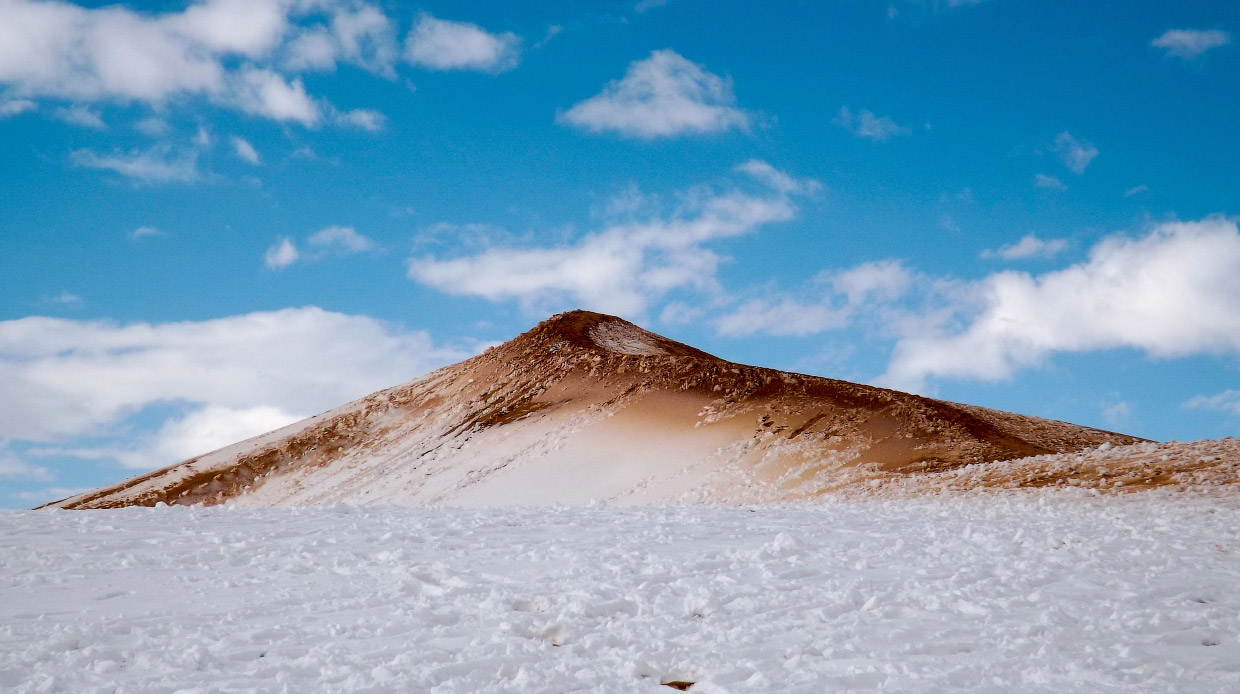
(3, 494, 1239, 692)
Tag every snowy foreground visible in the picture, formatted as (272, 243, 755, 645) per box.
(3, 495, 1240, 693)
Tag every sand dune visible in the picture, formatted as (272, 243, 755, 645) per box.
(43, 310, 1233, 509)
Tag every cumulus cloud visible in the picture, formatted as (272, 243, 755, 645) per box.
(284, 3, 398, 75)
(981, 234, 1069, 260)
(230, 67, 320, 125)
(264, 237, 300, 268)
(409, 161, 817, 315)
(0, 0, 399, 126)
(1152, 29, 1231, 59)
(231, 136, 261, 165)
(404, 13, 520, 73)
(71, 145, 200, 183)
(0, 307, 464, 470)
(882, 217, 1240, 390)
(1052, 131, 1098, 174)
(833, 107, 912, 141)
(559, 50, 749, 138)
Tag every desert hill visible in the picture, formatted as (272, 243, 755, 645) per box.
(43, 310, 1235, 509)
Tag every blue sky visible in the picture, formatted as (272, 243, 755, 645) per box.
(2, 0, 1238, 507)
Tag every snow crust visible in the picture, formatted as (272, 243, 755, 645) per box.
(4, 495, 1239, 692)
(588, 320, 670, 356)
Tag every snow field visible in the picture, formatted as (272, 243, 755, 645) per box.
(2, 494, 1239, 693)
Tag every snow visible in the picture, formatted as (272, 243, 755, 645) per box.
(3, 494, 1239, 692)
(589, 320, 670, 356)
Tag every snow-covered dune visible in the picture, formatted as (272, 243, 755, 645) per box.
(46, 310, 1178, 510)
(4, 495, 1239, 692)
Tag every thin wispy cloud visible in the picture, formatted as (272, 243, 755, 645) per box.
(231, 136, 261, 165)
(53, 105, 105, 129)
(1152, 29, 1231, 59)
(833, 107, 913, 141)
(335, 108, 387, 131)
(71, 145, 200, 183)
(559, 50, 749, 139)
(409, 162, 816, 315)
(0, 99, 36, 118)
(982, 234, 1070, 260)
(1034, 173, 1067, 190)
(1052, 131, 1098, 174)
(265, 226, 376, 268)
(1185, 390, 1240, 416)
(129, 226, 165, 240)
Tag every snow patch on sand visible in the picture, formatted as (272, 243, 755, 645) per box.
(589, 320, 670, 356)
(3, 495, 1239, 692)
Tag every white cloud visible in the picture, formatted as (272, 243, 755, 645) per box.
(1101, 400, 1131, 427)
(1052, 131, 1098, 174)
(309, 225, 375, 253)
(10, 486, 90, 505)
(129, 225, 164, 240)
(714, 260, 912, 337)
(193, 125, 213, 147)
(71, 144, 200, 183)
(264, 237, 299, 269)
(111, 404, 301, 470)
(45, 291, 83, 307)
(1124, 184, 1149, 198)
(635, 0, 671, 11)
(0, 307, 464, 456)
(231, 136, 261, 165)
(404, 13, 521, 73)
(409, 162, 817, 315)
(284, 4, 398, 75)
(135, 116, 170, 136)
(1034, 173, 1066, 190)
(716, 298, 851, 337)
(559, 50, 749, 139)
(0, 98, 36, 117)
(0, 0, 401, 126)
(266, 226, 375, 268)
(335, 107, 386, 131)
(833, 107, 912, 141)
(882, 217, 1240, 390)
(1185, 390, 1240, 416)
(0, 447, 52, 481)
(981, 234, 1070, 260)
(53, 104, 105, 129)
(231, 67, 320, 126)
(1152, 29, 1231, 59)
